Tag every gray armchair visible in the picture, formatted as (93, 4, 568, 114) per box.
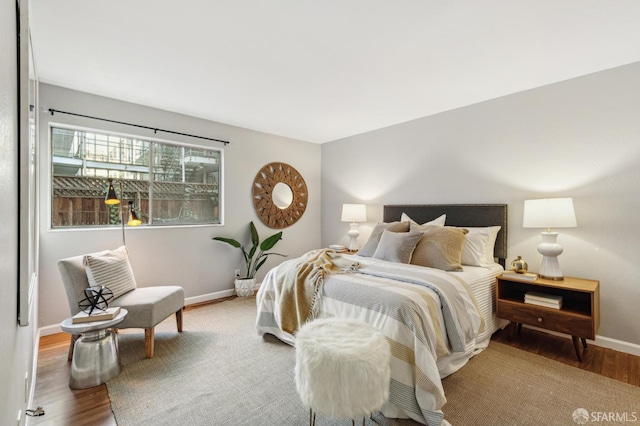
(58, 251, 184, 359)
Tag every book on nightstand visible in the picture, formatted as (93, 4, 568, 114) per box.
(501, 270, 538, 281)
(524, 291, 563, 309)
(72, 306, 121, 324)
(524, 298, 562, 309)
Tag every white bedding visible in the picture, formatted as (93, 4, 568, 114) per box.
(255, 254, 505, 425)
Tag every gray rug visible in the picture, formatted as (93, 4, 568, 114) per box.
(108, 297, 640, 426)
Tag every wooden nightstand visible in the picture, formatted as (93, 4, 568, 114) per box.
(496, 274, 600, 361)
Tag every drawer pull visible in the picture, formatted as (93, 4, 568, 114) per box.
(537, 317, 543, 322)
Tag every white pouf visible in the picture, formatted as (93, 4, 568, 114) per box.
(294, 317, 391, 422)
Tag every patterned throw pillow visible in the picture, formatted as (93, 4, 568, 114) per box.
(84, 246, 137, 300)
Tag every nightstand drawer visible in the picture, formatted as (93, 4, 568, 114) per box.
(498, 301, 594, 339)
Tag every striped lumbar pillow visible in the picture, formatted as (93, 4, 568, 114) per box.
(84, 246, 137, 300)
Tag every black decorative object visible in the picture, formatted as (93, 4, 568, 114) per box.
(78, 286, 114, 315)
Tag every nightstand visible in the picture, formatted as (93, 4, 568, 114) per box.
(496, 275, 600, 361)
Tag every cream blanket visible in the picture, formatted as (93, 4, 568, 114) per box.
(276, 249, 360, 334)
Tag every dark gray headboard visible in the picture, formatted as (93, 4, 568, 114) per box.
(383, 204, 508, 267)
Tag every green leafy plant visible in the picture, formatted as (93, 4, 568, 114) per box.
(213, 221, 286, 279)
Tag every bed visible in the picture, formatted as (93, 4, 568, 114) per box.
(256, 204, 508, 425)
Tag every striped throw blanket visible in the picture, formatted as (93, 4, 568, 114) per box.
(358, 263, 485, 353)
(257, 254, 490, 425)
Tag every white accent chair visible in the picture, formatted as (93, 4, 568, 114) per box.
(58, 251, 184, 359)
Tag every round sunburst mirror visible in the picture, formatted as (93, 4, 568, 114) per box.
(253, 162, 308, 229)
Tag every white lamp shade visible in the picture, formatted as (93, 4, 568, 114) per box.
(341, 204, 367, 223)
(523, 198, 577, 229)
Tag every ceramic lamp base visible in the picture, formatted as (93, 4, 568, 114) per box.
(537, 232, 564, 280)
(347, 223, 360, 252)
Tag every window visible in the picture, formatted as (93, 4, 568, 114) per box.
(51, 125, 222, 228)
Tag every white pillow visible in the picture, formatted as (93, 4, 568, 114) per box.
(461, 232, 489, 266)
(400, 212, 446, 227)
(460, 226, 501, 266)
(84, 246, 137, 300)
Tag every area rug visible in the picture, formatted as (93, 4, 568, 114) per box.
(108, 297, 640, 426)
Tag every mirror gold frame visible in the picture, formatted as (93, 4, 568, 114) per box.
(253, 162, 308, 229)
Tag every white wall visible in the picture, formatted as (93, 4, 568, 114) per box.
(38, 84, 321, 330)
(0, 1, 38, 424)
(321, 62, 640, 348)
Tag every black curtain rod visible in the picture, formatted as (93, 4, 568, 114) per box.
(48, 108, 230, 145)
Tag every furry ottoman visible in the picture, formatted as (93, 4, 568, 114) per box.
(294, 317, 391, 424)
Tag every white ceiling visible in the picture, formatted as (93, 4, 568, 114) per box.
(30, 1, 640, 144)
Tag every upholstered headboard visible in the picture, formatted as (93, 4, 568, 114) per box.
(383, 204, 508, 267)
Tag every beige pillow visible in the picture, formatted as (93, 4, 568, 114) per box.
(410, 225, 468, 271)
(84, 246, 137, 300)
(372, 230, 422, 264)
(358, 221, 410, 257)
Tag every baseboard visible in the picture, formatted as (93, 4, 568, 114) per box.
(594, 335, 640, 357)
(39, 323, 63, 337)
(185, 288, 235, 306)
(522, 324, 640, 357)
(38, 288, 237, 337)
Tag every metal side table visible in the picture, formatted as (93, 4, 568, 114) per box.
(60, 309, 128, 389)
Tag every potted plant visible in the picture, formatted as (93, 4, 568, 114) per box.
(213, 221, 286, 296)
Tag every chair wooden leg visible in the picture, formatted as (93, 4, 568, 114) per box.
(145, 328, 155, 358)
(176, 308, 183, 332)
(67, 334, 79, 362)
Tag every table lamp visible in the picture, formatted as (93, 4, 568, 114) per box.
(523, 198, 577, 280)
(341, 204, 367, 252)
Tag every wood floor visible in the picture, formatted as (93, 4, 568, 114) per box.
(491, 327, 640, 386)
(31, 305, 640, 425)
